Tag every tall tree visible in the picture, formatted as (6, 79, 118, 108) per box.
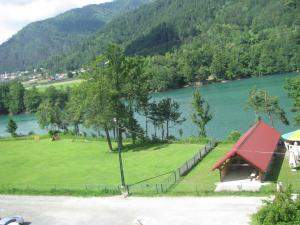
(24, 86, 42, 113)
(191, 89, 212, 137)
(245, 88, 289, 126)
(137, 95, 152, 138)
(84, 76, 115, 152)
(158, 98, 185, 139)
(0, 82, 10, 115)
(8, 81, 25, 114)
(66, 86, 86, 135)
(86, 44, 149, 148)
(149, 101, 161, 138)
(285, 76, 300, 125)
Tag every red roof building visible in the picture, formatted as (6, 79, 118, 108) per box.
(212, 120, 281, 181)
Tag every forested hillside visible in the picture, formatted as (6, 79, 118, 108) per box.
(0, 0, 152, 73)
(44, 0, 300, 91)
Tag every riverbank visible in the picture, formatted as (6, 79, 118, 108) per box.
(1, 72, 299, 139)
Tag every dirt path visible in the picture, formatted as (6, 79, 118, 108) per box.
(0, 195, 264, 225)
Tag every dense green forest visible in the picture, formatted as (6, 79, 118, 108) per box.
(44, 0, 300, 91)
(0, 0, 299, 92)
(0, 0, 152, 73)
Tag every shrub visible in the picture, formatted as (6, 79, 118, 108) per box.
(226, 130, 241, 142)
(176, 136, 210, 144)
(253, 186, 300, 225)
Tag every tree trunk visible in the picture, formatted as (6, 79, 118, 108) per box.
(118, 127, 123, 149)
(161, 124, 164, 140)
(166, 120, 169, 139)
(104, 123, 113, 152)
(268, 112, 274, 127)
(113, 126, 116, 140)
(74, 124, 77, 135)
(145, 117, 148, 138)
(131, 129, 136, 144)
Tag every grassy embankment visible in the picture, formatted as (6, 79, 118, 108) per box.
(0, 138, 203, 196)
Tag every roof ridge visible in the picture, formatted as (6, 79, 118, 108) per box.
(235, 121, 261, 151)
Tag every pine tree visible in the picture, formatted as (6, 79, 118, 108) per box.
(6, 118, 18, 137)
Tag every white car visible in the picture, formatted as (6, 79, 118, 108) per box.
(0, 216, 24, 225)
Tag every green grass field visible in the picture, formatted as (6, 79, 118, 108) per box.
(0, 138, 203, 194)
(24, 79, 83, 90)
(261, 149, 300, 193)
(36, 79, 83, 90)
(2, 138, 299, 196)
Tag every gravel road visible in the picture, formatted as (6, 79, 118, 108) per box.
(0, 195, 264, 225)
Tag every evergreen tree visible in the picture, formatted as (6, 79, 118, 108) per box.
(6, 118, 18, 137)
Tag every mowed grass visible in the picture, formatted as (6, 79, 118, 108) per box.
(261, 150, 300, 193)
(170, 143, 232, 194)
(34, 79, 83, 90)
(0, 139, 203, 189)
(171, 142, 300, 195)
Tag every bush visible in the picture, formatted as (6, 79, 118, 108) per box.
(253, 186, 300, 225)
(28, 131, 35, 135)
(225, 130, 241, 142)
(176, 136, 210, 144)
(48, 130, 61, 136)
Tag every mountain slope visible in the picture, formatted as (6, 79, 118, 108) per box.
(44, 0, 299, 74)
(0, 0, 152, 73)
(44, 0, 227, 72)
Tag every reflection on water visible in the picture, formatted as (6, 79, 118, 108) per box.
(0, 72, 299, 139)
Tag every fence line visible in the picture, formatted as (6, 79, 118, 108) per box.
(178, 140, 216, 177)
(128, 140, 217, 194)
(0, 183, 121, 194)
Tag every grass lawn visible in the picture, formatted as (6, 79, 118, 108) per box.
(0, 138, 203, 194)
(32, 79, 83, 90)
(261, 149, 300, 193)
(170, 142, 300, 196)
(170, 142, 233, 195)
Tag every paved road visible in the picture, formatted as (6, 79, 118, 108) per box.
(0, 195, 264, 225)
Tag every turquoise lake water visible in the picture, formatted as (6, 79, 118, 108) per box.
(0, 72, 299, 139)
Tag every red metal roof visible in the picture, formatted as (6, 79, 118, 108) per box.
(211, 120, 281, 173)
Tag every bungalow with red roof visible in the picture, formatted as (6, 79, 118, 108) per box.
(212, 120, 281, 182)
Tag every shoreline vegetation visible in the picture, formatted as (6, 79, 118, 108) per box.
(21, 70, 300, 95)
(1, 71, 298, 117)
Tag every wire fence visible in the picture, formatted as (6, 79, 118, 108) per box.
(128, 140, 217, 194)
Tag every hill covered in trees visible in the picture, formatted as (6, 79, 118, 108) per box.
(43, 0, 299, 91)
(0, 0, 153, 73)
